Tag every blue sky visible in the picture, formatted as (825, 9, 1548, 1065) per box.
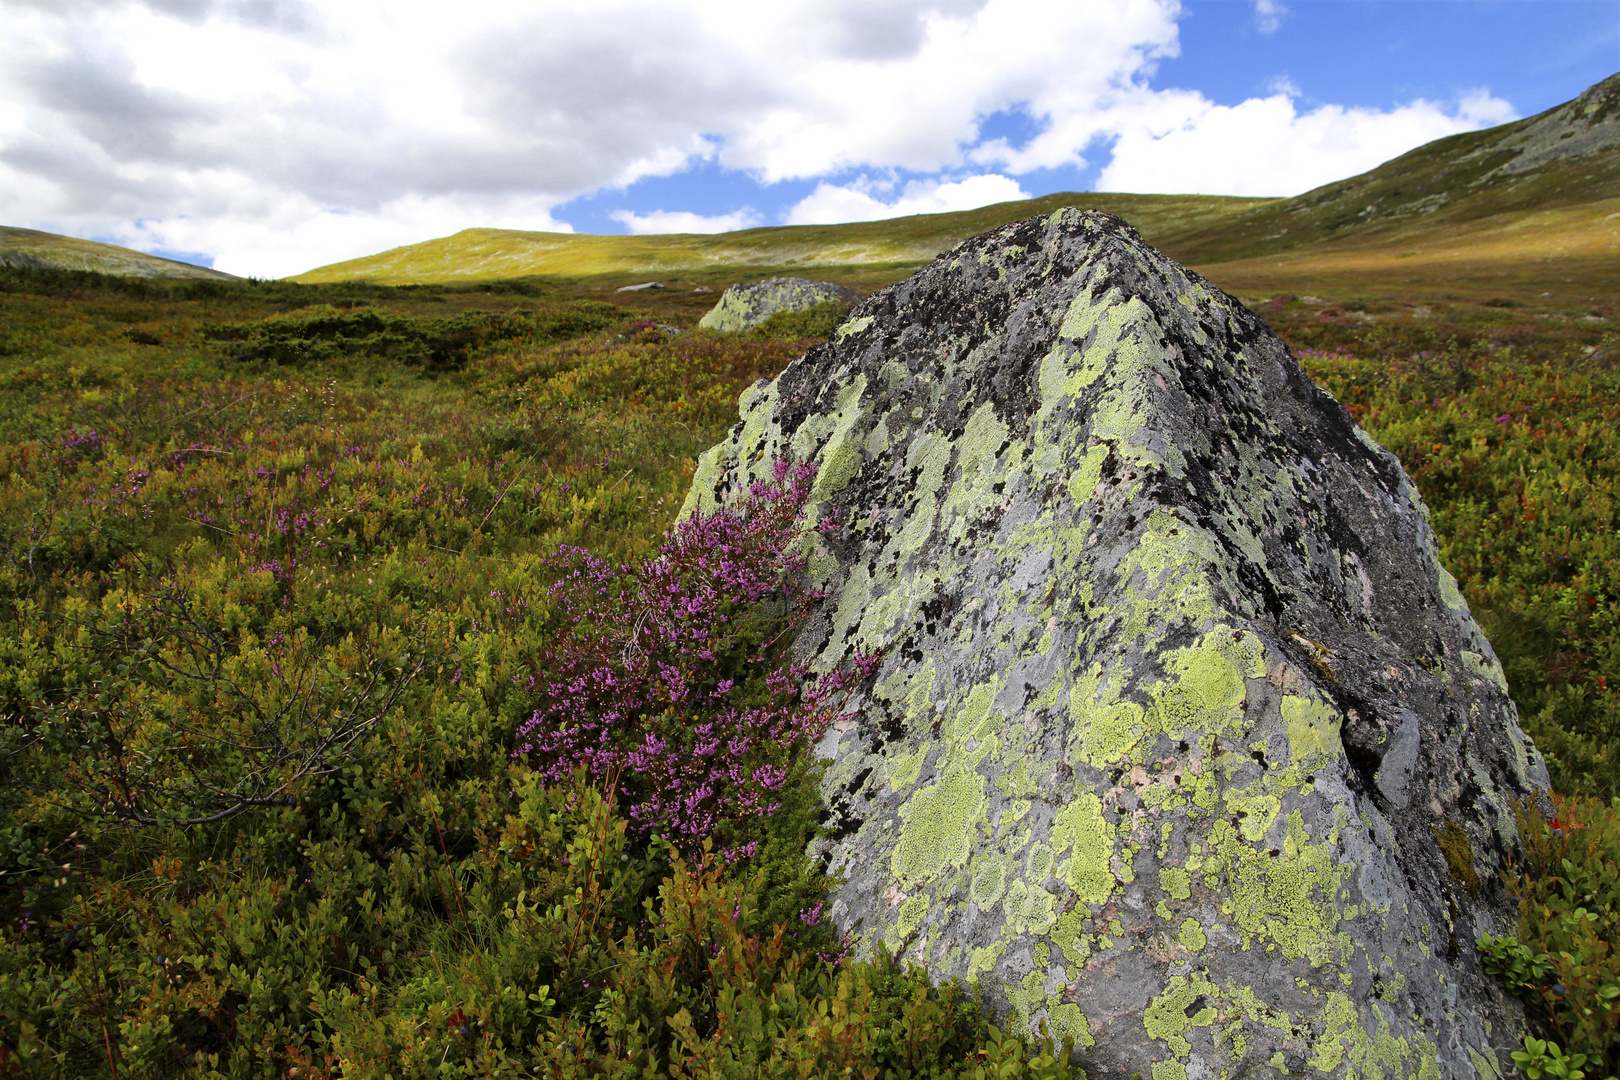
(0, 0, 1614, 276)
(556, 1, 1619, 236)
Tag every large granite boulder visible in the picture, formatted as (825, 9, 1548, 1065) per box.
(683, 209, 1549, 1080)
(698, 276, 860, 331)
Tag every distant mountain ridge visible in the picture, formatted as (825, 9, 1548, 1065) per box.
(1166, 72, 1620, 266)
(294, 73, 1620, 289)
(1476, 72, 1620, 178)
(6, 73, 1616, 295)
(0, 227, 236, 280)
(289, 194, 1270, 285)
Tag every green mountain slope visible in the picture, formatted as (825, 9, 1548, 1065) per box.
(1168, 72, 1620, 266)
(0, 226, 237, 280)
(291, 193, 1271, 285)
(295, 74, 1620, 295)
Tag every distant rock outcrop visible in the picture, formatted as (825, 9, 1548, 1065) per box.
(698, 276, 859, 331)
(1477, 71, 1620, 177)
(684, 209, 1547, 1080)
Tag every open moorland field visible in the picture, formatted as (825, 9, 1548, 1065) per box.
(0, 246, 1617, 1078)
(4, 74, 1620, 1077)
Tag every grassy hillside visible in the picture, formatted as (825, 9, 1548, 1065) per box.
(16, 75, 1617, 310)
(291, 193, 1271, 287)
(0, 226, 237, 281)
(1168, 72, 1620, 266)
(1169, 73, 1620, 304)
(295, 74, 1620, 309)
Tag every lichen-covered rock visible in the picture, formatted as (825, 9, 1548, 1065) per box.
(698, 276, 860, 331)
(683, 209, 1549, 1080)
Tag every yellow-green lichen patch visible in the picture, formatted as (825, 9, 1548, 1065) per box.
(1037, 289, 1151, 412)
(1026, 841, 1055, 882)
(887, 744, 931, 793)
(1144, 974, 1219, 1056)
(1155, 633, 1251, 737)
(1151, 1061, 1187, 1080)
(1308, 992, 1441, 1080)
(949, 679, 1002, 742)
(1069, 663, 1147, 768)
(1000, 760, 1035, 801)
(891, 765, 987, 886)
(873, 653, 938, 731)
(1225, 785, 1283, 843)
(894, 894, 929, 940)
(1177, 917, 1207, 951)
(802, 376, 869, 506)
(966, 939, 1007, 977)
(1002, 878, 1058, 936)
(801, 536, 845, 591)
(1048, 1003, 1095, 1049)
(680, 443, 729, 518)
(835, 314, 874, 340)
(1462, 649, 1510, 693)
(1282, 694, 1344, 771)
(844, 565, 949, 656)
(1437, 565, 1468, 611)
(1110, 512, 1227, 651)
(1213, 627, 1269, 678)
(1159, 866, 1192, 901)
(889, 432, 953, 558)
(1052, 791, 1116, 904)
(1210, 811, 1352, 966)
(971, 849, 1014, 910)
(957, 402, 1011, 487)
(1067, 443, 1111, 506)
(1048, 907, 1091, 966)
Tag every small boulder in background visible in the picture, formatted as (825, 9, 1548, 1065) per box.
(698, 276, 860, 331)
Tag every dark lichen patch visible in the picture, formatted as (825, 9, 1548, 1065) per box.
(1435, 818, 1483, 899)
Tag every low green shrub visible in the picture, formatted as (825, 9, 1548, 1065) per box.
(1299, 334, 1620, 798)
(749, 301, 855, 340)
(203, 302, 623, 372)
(1478, 795, 1620, 1080)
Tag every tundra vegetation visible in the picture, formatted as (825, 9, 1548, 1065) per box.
(0, 264, 1615, 1079)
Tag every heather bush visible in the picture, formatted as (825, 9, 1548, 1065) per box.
(516, 460, 877, 858)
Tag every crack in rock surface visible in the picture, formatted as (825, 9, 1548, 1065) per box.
(682, 209, 1548, 1080)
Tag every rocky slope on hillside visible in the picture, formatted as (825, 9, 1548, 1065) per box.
(1167, 72, 1620, 265)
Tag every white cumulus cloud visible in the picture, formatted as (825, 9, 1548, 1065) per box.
(0, 0, 1525, 274)
(1093, 86, 1519, 197)
(610, 208, 763, 234)
(0, 0, 1183, 274)
(784, 174, 1031, 225)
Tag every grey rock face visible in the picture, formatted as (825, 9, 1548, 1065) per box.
(684, 209, 1548, 1080)
(1475, 71, 1620, 178)
(698, 276, 860, 331)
